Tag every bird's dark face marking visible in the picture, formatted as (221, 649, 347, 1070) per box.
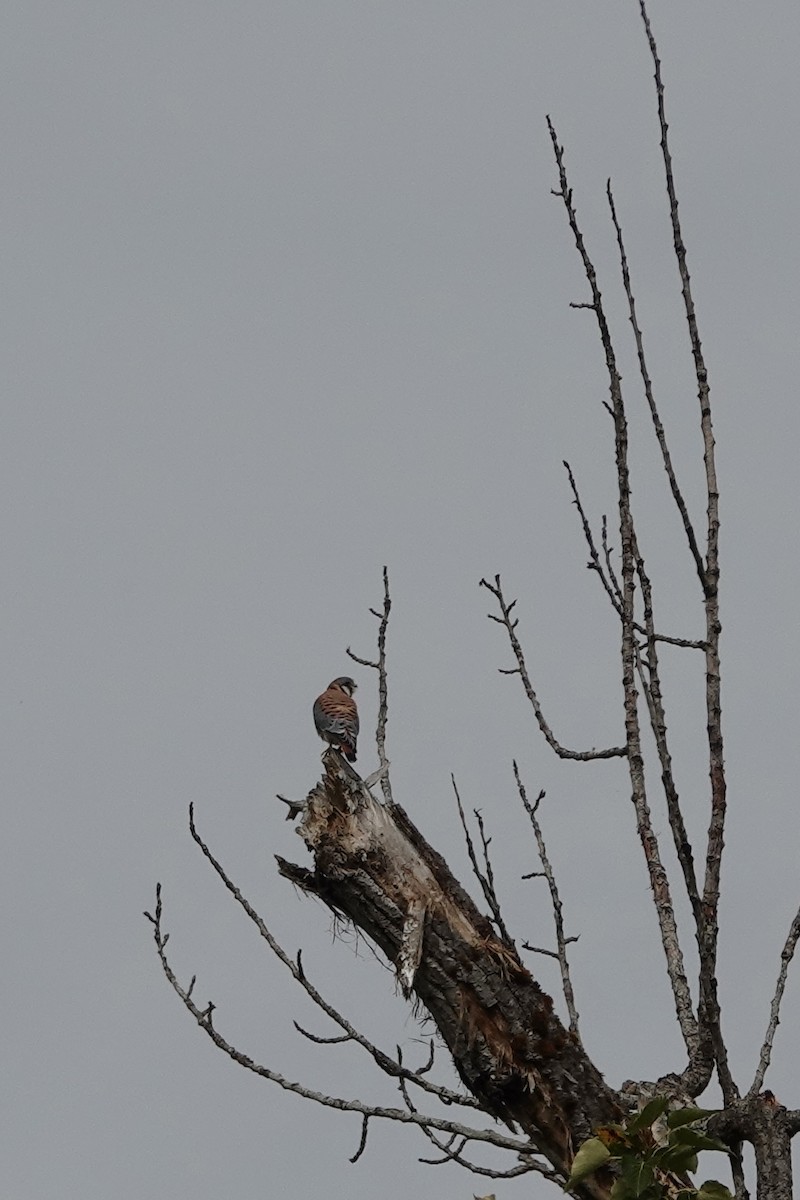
(328, 676, 357, 696)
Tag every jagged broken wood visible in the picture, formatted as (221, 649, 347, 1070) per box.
(276, 750, 624, 1190)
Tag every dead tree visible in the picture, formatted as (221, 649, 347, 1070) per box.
(148, 5, 800, 1198)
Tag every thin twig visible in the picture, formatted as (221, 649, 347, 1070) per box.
(563, 460, 622, 617)
(294, 1022, 352, 1046)
(414, 1040, 435, 1076)
(474, 808, 513, 944)
(276, 794, 305, 821)
(417, 1125, 557, 1181)
(606, 178, 704, 584)
(522, 942, 578, 961)
(452, 777, 513, 946)
(748, 900, 800, 1096)
(347, 566, 393, 804)
(480, 574, 627, 761)
(398, 1062, 559, 1183)
(602, 516, 624, 610)
(349, 1115, 370, 1163)
(653, 632, 707, 651)
(566, 461, 705, 650)
(513, 764, 580, 1036)
(146, 884, 537, 1158)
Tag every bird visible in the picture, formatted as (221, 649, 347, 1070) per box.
(313, 677, 359, 762)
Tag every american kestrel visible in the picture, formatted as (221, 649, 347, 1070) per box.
(313, 677, 359, 762)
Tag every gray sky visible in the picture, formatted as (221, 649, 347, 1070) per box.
(4, 3, 800, 1197)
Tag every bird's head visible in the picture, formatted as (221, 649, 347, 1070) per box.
(329, 676, 357, 696)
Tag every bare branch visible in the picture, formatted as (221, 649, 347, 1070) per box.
(639, 0, 732, 1103)
(653, 633, 707, 652)
(606, 178, 704, 584)
(601, 516, 624, 610)
(474, 809, 513, 944)
(276, 793, 305, 821)
(413, 1040, 435, 1077)
(346, 566, 393, 804)
(513, 765, 580, 1036)
(345, 650, 379, 670)
(400, 1074, 559, 1183)
(480, 574, 627, 761)
(418, 1125, 558, 1182)
(563, 460, 622, 617)
(631, 542, 702, 926)
(147, 883, 539, 1159)
(523, 942, 578, 961)
(548, 115, 700, 1066)
(638, 2, 718, 594)
(566, 461, 704, 651)
(280, 755, 625, 1188)
(748, 901, 800, 1097)
(452, 777, 513, 946)
(349, 1114, 370, 1163)
(294, 1022, 352, 1046)
(186, 804, 482, 1111)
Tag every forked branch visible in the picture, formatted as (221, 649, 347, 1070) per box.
(564, 459, 706, 650)
(452, 777, 514, 947)
(145, 882, 541, 1165)
(480, 574, 627, 761)
(606, 180, 704, 584)
(185, 803, 481, 1112)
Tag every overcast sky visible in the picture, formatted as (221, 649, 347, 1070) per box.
(4, 3, 800, 1198)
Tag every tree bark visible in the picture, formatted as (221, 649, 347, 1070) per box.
(277, 753, 624, 1190)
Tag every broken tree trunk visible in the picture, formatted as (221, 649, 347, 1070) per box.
(276, 752, 624, 1188)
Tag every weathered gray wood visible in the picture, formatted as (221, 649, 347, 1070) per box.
(277, 752, 624, 1188)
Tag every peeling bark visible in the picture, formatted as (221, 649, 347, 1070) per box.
(277, 753, 623, 1187)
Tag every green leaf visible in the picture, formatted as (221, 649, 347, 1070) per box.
(656, 1146, 698, 1175)
(666, 1108, 720, 1130)
(610, 1177, 634, 1200)
(628, 1098, 669, 1134)
(620, 1155, 656, 1197)
(696, 1181, 734, 1200)
(566, 1138, 612, 1189)
(669, 1128, 730, 1154)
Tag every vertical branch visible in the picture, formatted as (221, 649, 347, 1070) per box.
(347, 566, 394, 805)
(639, 1, 732, 1100)
(548, 117, 699, 1063)
(373, 566, 393, 803)
(514, 764, 580, 1037)
(631, 537, 702, 927)
(606, 180, 704, 583)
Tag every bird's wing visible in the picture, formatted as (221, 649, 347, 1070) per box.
(314, 691, 359, 741)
